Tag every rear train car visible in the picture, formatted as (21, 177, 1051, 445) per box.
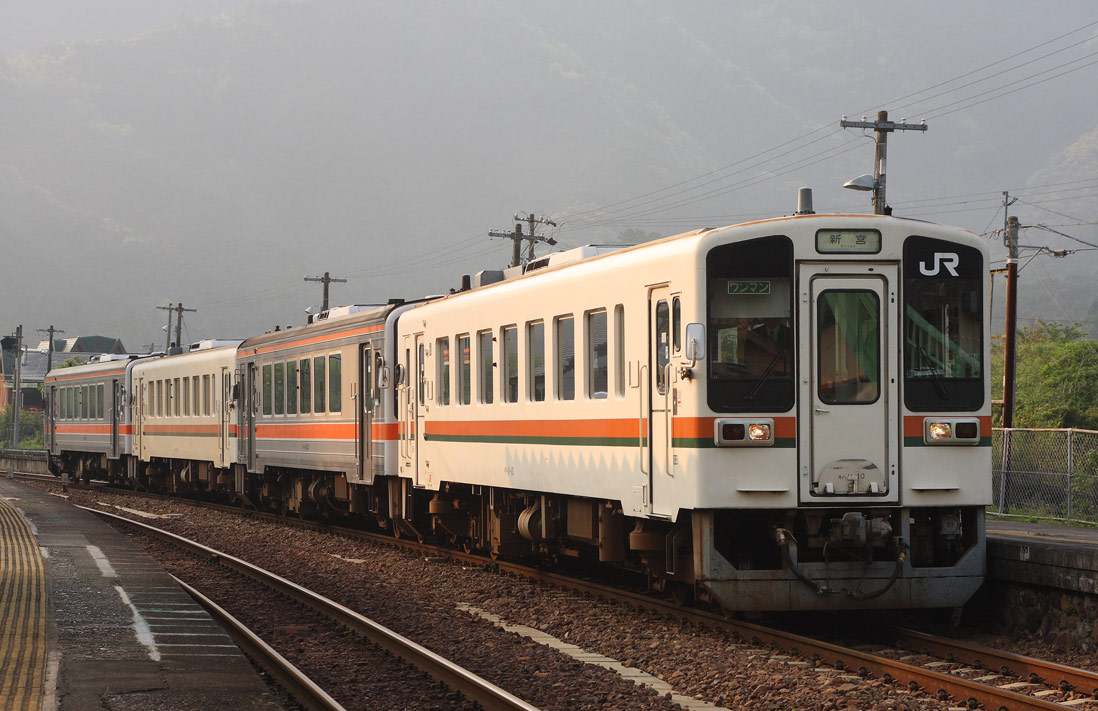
(45, 354, 156, 481)
(392, 213, 990, 611)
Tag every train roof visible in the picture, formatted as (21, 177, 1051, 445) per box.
(44, 353, 158, 383)
(236, 303, 399, 355)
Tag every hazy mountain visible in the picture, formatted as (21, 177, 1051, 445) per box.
(2, 1, 1096, 348)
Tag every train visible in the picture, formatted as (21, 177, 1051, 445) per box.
(45, 205, 991, 612)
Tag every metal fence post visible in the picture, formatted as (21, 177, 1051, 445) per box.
(1067, 429, 1074, 521)
(998, 429, 1010, 515)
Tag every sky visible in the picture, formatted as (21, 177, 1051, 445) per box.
(3, 1, 1098, 349)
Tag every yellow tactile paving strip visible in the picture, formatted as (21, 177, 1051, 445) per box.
(0, 496, 47, 710)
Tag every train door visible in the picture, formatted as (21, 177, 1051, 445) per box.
(111, 379, 121, 456)
(48, 386, 57, 453)
(133, 378, 144, 457)
(358, 343, 374, 483)
(648, 286, 675, 517)
(798, 264, 899, 503)
(245, 363, 258, 471)
(219, 368, 231, 467)
(398, 335, 421, 487)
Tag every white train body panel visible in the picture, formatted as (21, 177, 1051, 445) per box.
(131, 346, 239, 468)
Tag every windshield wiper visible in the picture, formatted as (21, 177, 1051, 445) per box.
(918, 345, 951, 400)
(745, 347, 788, 401)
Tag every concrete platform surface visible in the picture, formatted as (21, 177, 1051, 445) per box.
(0, 478, 283, 710)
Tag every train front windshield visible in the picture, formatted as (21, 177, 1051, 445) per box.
(705, 236, 795, 412)
(902, 235, 984, 411)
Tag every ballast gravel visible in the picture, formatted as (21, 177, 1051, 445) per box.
(43, 485, 1081, 710)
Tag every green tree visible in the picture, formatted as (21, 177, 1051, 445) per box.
(0, 405, 44, 449)
(993, 322, 1098, 429)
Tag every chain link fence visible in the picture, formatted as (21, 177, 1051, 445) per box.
(992, 428, 1098, 523)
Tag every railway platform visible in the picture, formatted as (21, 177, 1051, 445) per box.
(986, 518, 1098, 595)
(0, 478, 282, 710)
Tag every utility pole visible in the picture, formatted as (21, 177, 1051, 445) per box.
(1002, 193, 1021, 429)
(840, 111, 928, 214)
(10, 325, 22, 446)
(37, 325, 65, 374)
(173, 303, 197, 349)
(157, 303, 174, 351)
(489, 213, 558, 268)
(304, 272, 347, 311)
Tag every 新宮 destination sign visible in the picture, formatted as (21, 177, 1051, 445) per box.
(816, 229, 882, 254)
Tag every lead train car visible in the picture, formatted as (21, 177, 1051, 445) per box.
(393, 213, 991, 611)
(44, 211, 990, 613)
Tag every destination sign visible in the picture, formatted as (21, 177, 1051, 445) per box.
(816, 229, 882, 254)
(727, 280, 771, 295)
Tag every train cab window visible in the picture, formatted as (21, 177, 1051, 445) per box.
(313, 356, 326, 413)
(502, 326, 518, 403)
(299, 358, 312, 414)
(527, 321, 545, 402)
(587, 310, 608, 399)
(903, 236, 984, 411)
(329, 354, 342, 412)
(556, 316, 575, 401)
(436, 338, 450, 406)
(274, 364, 285, 415)
(817, 290, 880, 404)
(262, 365, 273, 416)
(706, 235, 795, 412)
(285, 364, 297, 415)
(478, 330, 494, 404)
(457, 335, 471, 405)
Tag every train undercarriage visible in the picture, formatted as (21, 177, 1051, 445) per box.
(51, 452, 986, 612)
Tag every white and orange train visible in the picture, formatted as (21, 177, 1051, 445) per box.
(46, 208, 991, 612)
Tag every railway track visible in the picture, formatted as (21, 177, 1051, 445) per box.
(83, 505, 539, 711)
(26, 474, 1098, 710)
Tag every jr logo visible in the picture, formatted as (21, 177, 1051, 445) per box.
(919, 252, 960, 277)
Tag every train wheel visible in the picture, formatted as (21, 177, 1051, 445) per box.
(670, 581, 694, 607)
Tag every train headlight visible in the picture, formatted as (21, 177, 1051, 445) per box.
(715, 418, 775, 447)
(928, 422, 952, 440)
(923, 417, 981, 445)
(748, 423, 772, 441)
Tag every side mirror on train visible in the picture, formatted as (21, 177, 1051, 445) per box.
(378, 367, 391, 389)
(231, 382, 241, 400)
(684, 323, 705, 365)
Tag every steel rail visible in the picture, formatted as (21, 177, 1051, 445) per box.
(81, 506, 540, 711)
(60, 486, 1089, 711)
(172, 575, 347, 711)
(889, 626, 1098, 696)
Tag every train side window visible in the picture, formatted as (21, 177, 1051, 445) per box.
(314, 356, 326, 413)
(299, 359, 312, 414)
(614, 305, 625, 399)
(286, 363, 297, 415)
(436, 338, 450, 406)
(478, 330, 494, 404)
(193, 377, 201, 417)
(99, 384, 105, 419)
(418, 344, 427, 407)
(457, 335, 471, 405)
(587, 310, 608, 399)
(89, 383, 98, 419)
(527, 321, 545, 402)
(672, 297, 682, 354)
(502, 325, 518, 403)
(262, 365, 273, 416)
(184, 377, 191, 416)
(156, 381, 163, 417)
(555, 315, 575, 401)
(329, 354, 342, 412)
(174, 378, 181, 417)
(655, 301, 670, 395)
(274, 363, 285, 415)
(202, 375, 210, 416)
